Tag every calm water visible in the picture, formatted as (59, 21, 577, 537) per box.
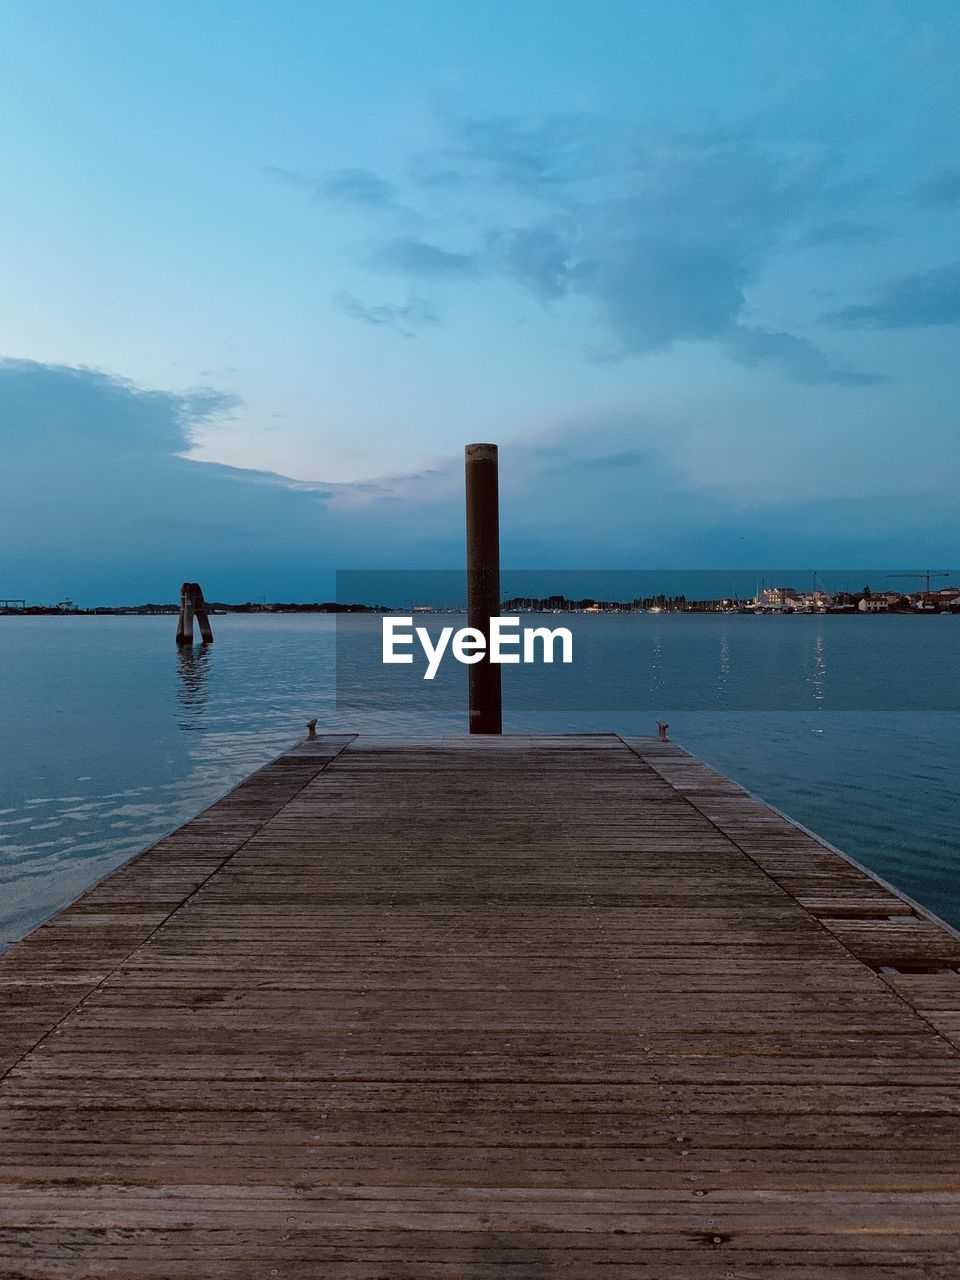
(1, 614, 958, 944)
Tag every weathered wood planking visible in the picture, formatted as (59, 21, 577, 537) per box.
(1, 732, 960, 1278)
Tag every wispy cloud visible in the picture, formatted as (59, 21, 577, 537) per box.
(800, 220, 887, 247)
(270, 112, 920, 383)
(334, 291, 440, 337)
(445, 114, 597, 193)
(370, 238, 478, 276)
(321, 117, 883, 383)
(912, 167, 960, 209)
(724, 327, 888, 385)
(486, 226, 571, 299)
(266, 164, 403, 212)
(826, 262, 960, 329)
(549, 446, 653, 472)
(318, 167, 400, 207)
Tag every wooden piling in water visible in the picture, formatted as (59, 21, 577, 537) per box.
(175, 582, 213, 646)
(465, 443, 502, 734)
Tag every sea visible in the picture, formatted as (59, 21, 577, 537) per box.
(1, 612, 958, 945)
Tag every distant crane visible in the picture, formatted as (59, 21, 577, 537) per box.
(886, 570, 951, 597)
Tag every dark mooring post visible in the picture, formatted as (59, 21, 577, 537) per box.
(465, 443, 502, 734)
(175, 583, 194, 646)
(176, 582, 214, 646)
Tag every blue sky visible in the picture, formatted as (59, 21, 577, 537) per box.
(1, 0, 958, 602)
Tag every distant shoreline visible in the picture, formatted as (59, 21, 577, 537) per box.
(0, 603, 386, 617)
(2, 604, 958, 619)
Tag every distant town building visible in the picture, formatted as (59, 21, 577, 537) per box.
(791, 590, 833, 611)
(760, 586, 799, 607)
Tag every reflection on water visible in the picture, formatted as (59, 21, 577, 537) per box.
(717, 632, 730, 701)
(176, 643, 211, 730)
(1, 614, 959, 946)
(812, 631, 826, 703)
(338, 613, 960, 713)
(649, 631, 664, 700)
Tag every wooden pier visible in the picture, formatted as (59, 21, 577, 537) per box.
(2, 733, 960, 1277)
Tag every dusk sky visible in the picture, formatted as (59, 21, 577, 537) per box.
(2, 0, 958, 603)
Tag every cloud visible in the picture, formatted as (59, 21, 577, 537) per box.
(3, 358, 957, 604)
(486, 226, 571, 299)
(0, 360, 327, 601)
(826, 262, 960, 329)
(912, 167, 960, 209)
(266, 164, 402, 212)
(0, 358, 234, 457)
(370, 238, 478, 276)
(724, 327, 888, 385)
(572, 234, 748, 355)
(340, 118, 882, 383)
(800, 220, 887, 247)
(547, 446, 653, 472)
(317, 168, 399, 207)
(445, 114, 595, 193)
(334, 291, 440, 336)
(267, 113, 910, 385)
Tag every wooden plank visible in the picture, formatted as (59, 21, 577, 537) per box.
(0, 732, 958, 1276)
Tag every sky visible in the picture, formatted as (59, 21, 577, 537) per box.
(1, 0, 958, 604)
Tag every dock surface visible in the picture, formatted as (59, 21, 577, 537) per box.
(2, 733, 960, 1277)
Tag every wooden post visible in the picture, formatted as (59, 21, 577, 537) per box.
(465, 443, 502, 734)
(176, 582, 214, 646)
(192, 583, 214, 645)
(175, 583, 194, 646)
